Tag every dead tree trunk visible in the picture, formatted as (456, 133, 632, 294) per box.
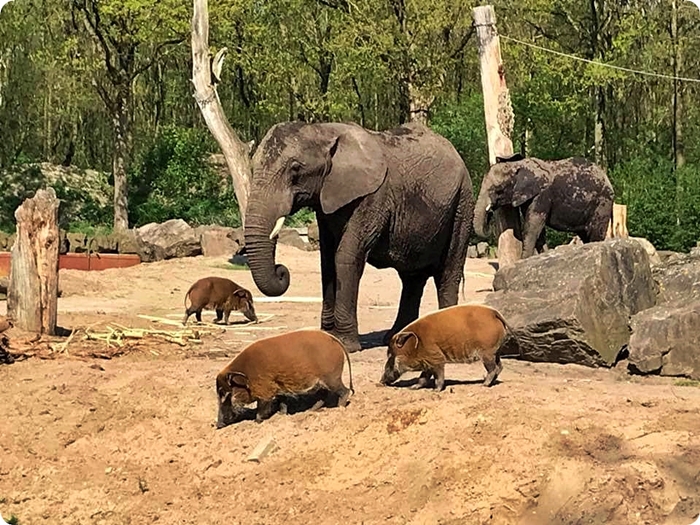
(7, 188, 60, 335)
(192, 0, 251, 225)
(473, 5, 522, 268)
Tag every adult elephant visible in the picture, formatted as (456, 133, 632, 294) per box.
(473, 155, 614, 258)
(244, 121, 474, 353)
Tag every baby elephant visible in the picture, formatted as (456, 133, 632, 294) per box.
(183, 276, 257, 325)
(215, 329, 354, 427)
(380, 304, 509, 391)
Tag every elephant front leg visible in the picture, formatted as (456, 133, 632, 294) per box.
(522, 208, 548, 258)
(330, 245, 368, 354)
(384, 273, 429, 345)
(318, 218, 337, 332)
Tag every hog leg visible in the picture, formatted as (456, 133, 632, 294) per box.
(195, 310, 203, 324)
(482, 355, 500, 387)
(182, 310, 193, 325)
(434, 365, 446, 392)
(334, 385, 352, 408)
(255, 399, 277, 423)
(410, 370, 433, 390)
(222, 309, 232, 325)
(214, 309, 224, 324)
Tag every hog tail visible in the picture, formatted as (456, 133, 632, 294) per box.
(184, 286, 194, 310)
(338, 340, 354, 394)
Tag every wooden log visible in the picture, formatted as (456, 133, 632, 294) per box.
(606, 204, 629, 239)
(247, 435, 277, 463)
(473, 5, 522, 268)
(192, 0, 252, 224)
(7, 188, 60, 335)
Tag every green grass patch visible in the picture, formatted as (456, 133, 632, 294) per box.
(211, 262, 249, 271)
(674, 379, 700, 387)
(66, 222, 113, 237)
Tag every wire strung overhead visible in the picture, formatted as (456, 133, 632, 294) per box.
(500, 34, 700, 84)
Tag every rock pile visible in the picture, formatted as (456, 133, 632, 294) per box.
(485, 237, 700, 380)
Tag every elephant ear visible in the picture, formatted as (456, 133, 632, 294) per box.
(320, 129, 388, 215)
(512, 164, 548, 208)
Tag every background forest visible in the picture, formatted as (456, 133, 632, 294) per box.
(0, 0, 699, 250)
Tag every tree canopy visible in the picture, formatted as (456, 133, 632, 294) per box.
(0, 0, 699, 249)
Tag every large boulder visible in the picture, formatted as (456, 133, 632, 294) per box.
(135, 219, 201, 259)
(652, 252, 700, 305)
(307, 221, 320, 250)
(627, 253, 700, 379)
(627, 303, 700, 379)
(196, 225, 242, 257)
(485, 239, 657, 367)
(277, 228, 313, 251)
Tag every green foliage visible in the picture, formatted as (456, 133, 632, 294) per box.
(430, 95, 490, 195)
(610, 155, 700, 252)
(674, 379, 700, 387)
(129, 127, 241, 228)
(0, 165, 111, 232)
(287, 208, 316, 227)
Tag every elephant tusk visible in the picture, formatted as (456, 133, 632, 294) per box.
(269, 217, 286, 240)
(485, 203, 493, 213)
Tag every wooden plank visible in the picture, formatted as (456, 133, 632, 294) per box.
(247, 435, 277, 462)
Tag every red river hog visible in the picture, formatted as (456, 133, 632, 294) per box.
(183, 276, 257, 325)
(380, 304, 510, 390)
(215, 329, 354, 427)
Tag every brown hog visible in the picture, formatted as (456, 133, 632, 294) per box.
(215, 329, 354, 427)
(380, 304, 509, 390)
(183, 276, 257, 325)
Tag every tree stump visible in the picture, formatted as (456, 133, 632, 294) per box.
(606, 204, 629, 239)
(473, 5, 522, 268)
(7, 188, 60, 335)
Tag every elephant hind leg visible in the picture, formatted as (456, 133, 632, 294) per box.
(434, 182, 473, 308)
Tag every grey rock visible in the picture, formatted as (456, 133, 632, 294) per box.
(66, 232, 87, 253)
(485, 239, 656, 366)
(652, 252, 700, 306)
(226, 227, 246, 256)
(467, 245, 478, 259)
(630, 237, 661, 266)
(307, 221, 320, 250)
(136, 219, 201, 260)
(195, 225, 240, 257)
(476, 242, 489, 258)
(277, 228, 313, 251)
(628, 302, 700, 379)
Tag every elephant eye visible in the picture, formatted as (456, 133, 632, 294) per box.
(289, 161, 303, 184)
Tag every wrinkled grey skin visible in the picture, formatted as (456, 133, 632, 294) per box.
(474, 156, 614, 258)
(244, 121, 474, 353)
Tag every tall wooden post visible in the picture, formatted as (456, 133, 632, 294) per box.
(7, 188, 60, 335)
(473, 5, 523, 268)
(192, 0, 252, 225)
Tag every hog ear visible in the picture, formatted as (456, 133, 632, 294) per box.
(394, 332, 417, 350)
(227, 372, 249, 389)
(234, 289, 249, 298)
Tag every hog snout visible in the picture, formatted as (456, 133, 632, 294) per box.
(243, 305, 258, 323)
(381, 359, 400, 386)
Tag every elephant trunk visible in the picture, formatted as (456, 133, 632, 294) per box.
(473, 185, 492, 239)
(244, 214, 290, 297)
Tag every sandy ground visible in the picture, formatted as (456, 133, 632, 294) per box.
(1, 245, 699, 525)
